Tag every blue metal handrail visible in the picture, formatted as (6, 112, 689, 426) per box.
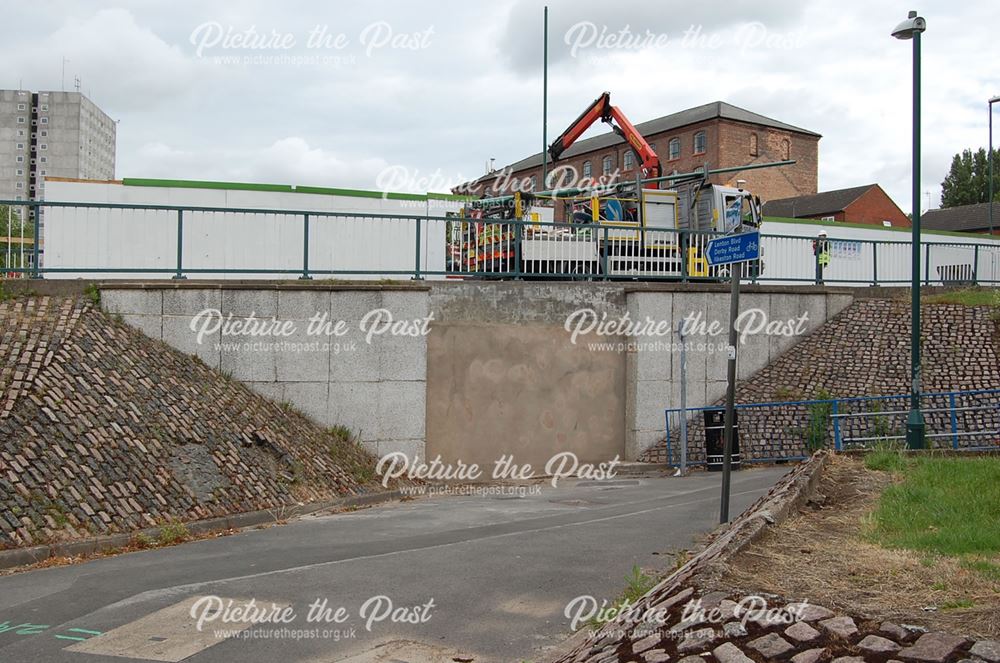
(663, 387, 1000, 466)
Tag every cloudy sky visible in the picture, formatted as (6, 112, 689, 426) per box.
(3, 1, 995, 212)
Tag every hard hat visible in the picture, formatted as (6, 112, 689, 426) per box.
(818, 230, 828, 236)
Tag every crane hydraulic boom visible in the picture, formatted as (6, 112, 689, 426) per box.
(547, 92, 662, 180)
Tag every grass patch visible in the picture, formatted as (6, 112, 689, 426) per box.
(867, 456, 1000, 556)
(864, 440, 909, 473)
(923, 287, 999, 307)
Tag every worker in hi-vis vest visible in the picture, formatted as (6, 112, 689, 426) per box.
(812, 230, 831, 284)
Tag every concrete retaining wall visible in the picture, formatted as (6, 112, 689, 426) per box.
(101, 282, 856, 466)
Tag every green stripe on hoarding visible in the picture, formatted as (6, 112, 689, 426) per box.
(121, 178, 472, 203)
(764, 215, 997, 240)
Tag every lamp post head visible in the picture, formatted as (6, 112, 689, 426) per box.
(892, 10, 926, 40)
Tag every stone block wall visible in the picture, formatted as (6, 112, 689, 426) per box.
(640, 299, 1000, 463)
(102, 284, 429, 462)
(0, 296, 377, 548)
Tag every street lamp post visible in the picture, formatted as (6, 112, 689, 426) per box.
(990, 96, 1000, 236)
(892, 10, 927, 450)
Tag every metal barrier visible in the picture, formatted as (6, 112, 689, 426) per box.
(2, 199, 1000, 284)
(663, 388, 1000, 466)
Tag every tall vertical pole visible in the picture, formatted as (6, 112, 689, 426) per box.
(990, 99, 996, 236)
(906, 29, 925, 449)
(541, 6, 549, 191)
(720, 261, 741, 524)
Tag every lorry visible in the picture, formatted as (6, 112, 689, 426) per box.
(449, 92, 764, 279)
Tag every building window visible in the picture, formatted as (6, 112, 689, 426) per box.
(602, 155, 613, 176)
(781, 139, 790, 160)
(17, 129, 24, 137)
(821, 215, 835, 221)
(15, 182, 23, 189)
(41, 104, 48, 111)
(40, 156, 47, 163)
(16, 143, 24, 150)
(623, 150, 635, 170)
(40, 130, 47, 137)
(749, 133, 758, 157)
(17, 103, 26, 110)
(15, 155, 23, 163)
(16, 169, 23, 176)
(40, 117, 48, 124)
(668, 138, 680, 160)
(582, 160, 592, 178)
(17, 117, 25, 124)
(694, 131, 707, 154)
(40, 144, 47, 150)
(40, 169, 46, 176)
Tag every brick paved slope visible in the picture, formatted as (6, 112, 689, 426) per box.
(0, 296, 377, 548)
(641, 299, 1000, 463)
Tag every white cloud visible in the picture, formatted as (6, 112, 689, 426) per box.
(3, 1, 995, 212)
(135, 137, 392, 188)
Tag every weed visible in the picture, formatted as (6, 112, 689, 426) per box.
(157, 519, 190, 545)
(586, 565, 658, 628)
(83, 283, 101, 306)
(805, 389, 833, 452)
(774, 386, 801, 401)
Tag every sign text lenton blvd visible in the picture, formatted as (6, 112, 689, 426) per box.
(706, 231, 760, 266)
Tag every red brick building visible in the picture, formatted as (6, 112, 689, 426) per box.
(762, 184, 910, 228)
(463, 101, 820, 204)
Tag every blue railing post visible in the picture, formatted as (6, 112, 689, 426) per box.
(413, 216, 423, 280)
(31, 203, 41, 279)
(832, 399, 842, 451)
(665, 410, 673, 467)
(601, 225, 609, 280)
(172, 209, 186, 280)
(949, 392, 959, 449)
(973, 244, 980, 284)
(299, 213, 312, 280)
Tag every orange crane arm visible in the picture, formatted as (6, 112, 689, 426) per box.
(546, 92, 661, 180)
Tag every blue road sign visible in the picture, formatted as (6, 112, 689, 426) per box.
(706, 231, 760, 266)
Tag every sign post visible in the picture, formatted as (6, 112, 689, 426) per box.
(705, 231, 760, 523)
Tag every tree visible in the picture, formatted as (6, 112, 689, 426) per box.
(940, 147, 1000, 207)
(0, 205, 33, 238)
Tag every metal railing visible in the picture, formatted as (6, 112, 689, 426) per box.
(2, 199, 999, 285)
(663, 388, 1000, 466)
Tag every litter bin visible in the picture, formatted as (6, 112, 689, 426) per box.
(704, 408, 741, 472)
